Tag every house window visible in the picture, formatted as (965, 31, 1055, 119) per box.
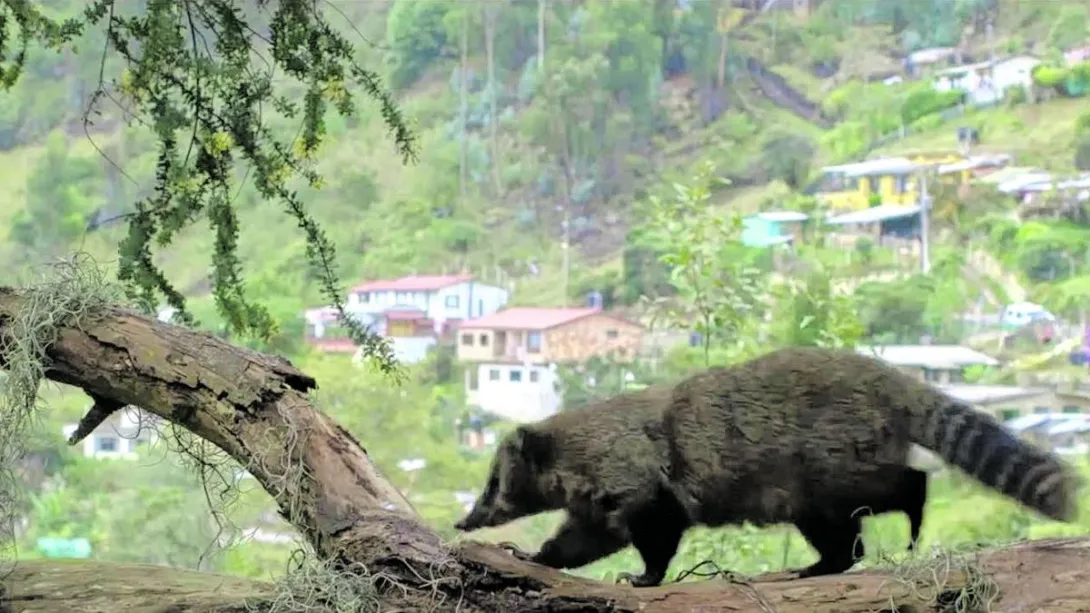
(489, 369, 501, 381)
(358, 292, 370, 303)
(1033, 406, 1049, 414)
(479, 334, 489, 346)
(605, 329, 619, 340)
(1063, 405, 1081, 414)
(95, 436, 119, 453)
(445, 295, 460, 308)
(529, 371, 539, 383)
(509, 369, 523, 383)
(527, 331, 542, 353)
(461, 334, 474, 346)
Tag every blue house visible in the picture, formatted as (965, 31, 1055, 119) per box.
(740, 211, 808, 248)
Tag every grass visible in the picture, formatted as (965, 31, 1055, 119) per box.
(874, 98, 1088, 173)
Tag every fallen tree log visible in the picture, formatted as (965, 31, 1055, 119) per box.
(3, 286, 1090, 613)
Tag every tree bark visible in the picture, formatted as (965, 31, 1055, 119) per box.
(4, 286, 1090, 613)
(459, 1, 469, 203)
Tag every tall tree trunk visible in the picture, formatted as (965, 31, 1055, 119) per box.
(459, 2, 469, 203)
(4, 286, 1090, 612)
(538, 0, 546, 72)
(484, 3, 502, 195)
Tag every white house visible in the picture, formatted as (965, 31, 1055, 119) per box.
(932, 55, 1041, 106)
(61, 407, 159, 460)
(304, 274, 510, 363)
(858, 344, 999, 384)
(347, 274, 509, 325)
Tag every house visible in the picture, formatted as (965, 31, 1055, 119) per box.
(824, 204, 922, 253)
(939, 384, 1090, 422)
(858, 344, 999, 385)
(346, 274, 509, 325)
(904, 47, 958, 77)
(61, 407, 158, 459)
(910, 385, 1090, 469)
(1064, 44, 1090, 67)
(932, 55, 1041, 106)
(457, 307, 645, 423)
(304, 274, 510, 363)
(816, 158, 924, 211)
(742, 211, 809, 248)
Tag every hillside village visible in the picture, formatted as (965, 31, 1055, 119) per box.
(10, 0, 1090, 603)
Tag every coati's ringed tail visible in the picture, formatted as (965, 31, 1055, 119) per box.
(912, 392, 1080, 523)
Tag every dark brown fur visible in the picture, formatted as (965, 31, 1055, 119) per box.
(664, 346, 1081, 578)
(454, 384, 691, 587)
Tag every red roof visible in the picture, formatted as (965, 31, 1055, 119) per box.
(459, 307, 604, 330)
(352, 274, 474, 293)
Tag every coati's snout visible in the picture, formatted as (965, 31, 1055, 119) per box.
(454, 425, 556, 532)
(454, 497, 516, 531)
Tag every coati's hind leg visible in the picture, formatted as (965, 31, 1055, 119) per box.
(616, 491, 691, 588)
(532, 514, 628, 570)
(901, 468, 928, 552)
(793, 513, 864, 579)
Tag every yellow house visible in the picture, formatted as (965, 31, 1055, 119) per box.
(817, 158, 923, 211)
(818, 152, 1010, 211)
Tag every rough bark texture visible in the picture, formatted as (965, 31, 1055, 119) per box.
(3, 287, 1090, 613)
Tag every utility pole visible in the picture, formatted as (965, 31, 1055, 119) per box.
(918, 167, 932, 275)
(561, 207, 570, 307)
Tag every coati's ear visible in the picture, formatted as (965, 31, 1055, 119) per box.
(511, 425, 553, 466)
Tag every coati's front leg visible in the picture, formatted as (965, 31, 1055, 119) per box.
(532, 514, 629, 570)
(616, 491, 691, 587)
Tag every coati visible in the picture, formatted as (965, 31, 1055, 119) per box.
(662, 346, 1080, 579)
(453, 383, 693, 587)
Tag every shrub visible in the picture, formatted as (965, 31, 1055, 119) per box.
(900, 87, 964, 124)
(1031, 65, 1069, 89)
(1004, 84, 1028, 106)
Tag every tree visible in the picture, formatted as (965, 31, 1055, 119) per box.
(637, 162, 766, 366)
(760, 131, 817, 190)
(0, 0, 417, 374)
(10, 131, 101, 260)
(3, 282, 1090, 612)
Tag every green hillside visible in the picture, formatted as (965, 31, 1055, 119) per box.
(2, 0, 1088, 338)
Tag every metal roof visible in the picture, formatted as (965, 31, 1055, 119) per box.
(821, 157, 922, 177)
(938, 384, 1046, 405)
(825, 204, 920, 225)
(753, 210, 810, 223)
(858, 344, 999, 368)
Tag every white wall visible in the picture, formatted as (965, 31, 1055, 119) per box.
(433, 282, 509, 323)
(467, 363, 560, 423)
(61, 409, 158, 460)
(360, 337, 436, 364)
(343, 281, 510, 332)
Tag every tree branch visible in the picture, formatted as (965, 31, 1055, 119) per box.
(3, 286, 1090, 612)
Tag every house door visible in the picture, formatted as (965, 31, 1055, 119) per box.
(494, 331, 507, 357)
(388, 320, 413, 337)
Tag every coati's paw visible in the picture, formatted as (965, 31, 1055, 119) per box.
(615, 571, 663, 588)
(494, 541, 534, 561)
